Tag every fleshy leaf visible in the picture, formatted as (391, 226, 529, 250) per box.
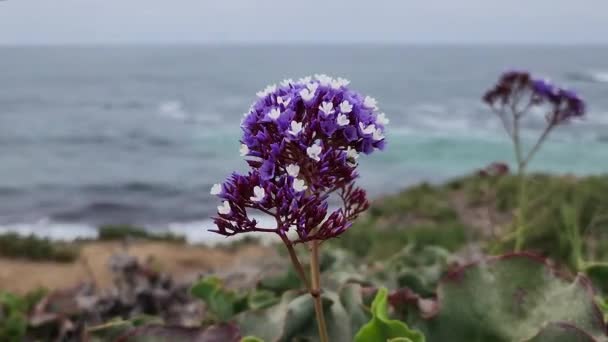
(354, 288, 425, 342)
(191, 277, 246, 322)
(524, 322, 597, 342)
(237, 284, 370, 342)
(247, 290, 279, 310)
(404, 253, 607, 342)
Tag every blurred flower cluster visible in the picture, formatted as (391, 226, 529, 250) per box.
(483, 70, 585, 126)
(209, 75, 388, 243)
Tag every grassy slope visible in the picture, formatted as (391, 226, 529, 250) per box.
(332, 173, 608, 266)
(2, 172, 607, 268)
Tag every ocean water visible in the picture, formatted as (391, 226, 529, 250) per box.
(1, 45, 607, 242)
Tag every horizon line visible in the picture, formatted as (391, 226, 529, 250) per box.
(1, 41, 608, 48)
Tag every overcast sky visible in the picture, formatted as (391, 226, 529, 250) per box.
(0, 0, 605, 45)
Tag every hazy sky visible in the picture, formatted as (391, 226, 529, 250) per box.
(0, 0, 605, 45)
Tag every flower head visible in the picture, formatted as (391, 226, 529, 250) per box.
(483, 70, 586, 125)
(211, 75, 387, 243)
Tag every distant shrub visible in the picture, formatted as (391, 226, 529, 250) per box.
(97, 225, 186, 243)
(0, 233, 79, 262)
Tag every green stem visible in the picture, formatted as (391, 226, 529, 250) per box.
(280, 234, 311, 293)
(511, 107, 527, 252)
(514, 170, 527, 252)
(310, 240, 329, 342)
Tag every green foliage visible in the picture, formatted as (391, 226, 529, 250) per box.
(0, 288, 46, 342)
(484, 174, 608, 265)
(331, 220, 467, 260)
(237, 283, 370, 342)
(191, 277, 249, 322)
(191, 277, 278, 323)
(585, 262, 608, 295)
(241, 336, 265, 342)
(257, 267, 302, 294)
(404, 254, 607, 342)
(0, 233, 79, 262)
(369, 183, 457, 221)
(598, 297, 608, 322)
(378, 245, 452, 297)
(98, 224, 186, 243)
(354, 288, 425, 342)
(0, 292, 28, 342)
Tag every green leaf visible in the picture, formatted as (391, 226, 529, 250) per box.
(87, 319, 135, 341)
(524, 322, 596, 342)
(405, 254, 607, 342)
(354, 288, 425, 342)
(241, 337, 265, 342)
(191, 277, 243, 322)
(584, 262, 608, 295)
(191, 277, 223, 302)
(247, 290, 279, 310)
(238, 284, 370, 342)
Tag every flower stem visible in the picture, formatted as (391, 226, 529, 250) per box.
(514, 170, 527, 252)
(280, 234, 311, 292)
(310, 240, 329, 342)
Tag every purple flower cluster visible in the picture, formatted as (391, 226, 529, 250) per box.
(210, 75, 387, 242)
(483, 70, 585, 125)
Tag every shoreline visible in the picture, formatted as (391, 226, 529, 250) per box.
(1, 170, 603, 245)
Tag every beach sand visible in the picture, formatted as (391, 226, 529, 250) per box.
(0, 241, 276, 294)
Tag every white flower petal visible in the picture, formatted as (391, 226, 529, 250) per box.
(306, 144, 322, 162)
(339, 100, 353, 113)
(376, 112, 390, 125)
(210, 184, 222, 195)
(319, 101, 334, 116)
(218, 201, 231, 215)
(346, 146, 359, 160)
(286, 164, 300, 177)
(280, 78, 294, 87)
(239, 144, 249, 156)
(288, 121, 303, 135)
(299, 89, 315, 102)
(359, 122, 376, 135)
(293, 179, 308, 192)
(364, 96, 378, 110)
(298, 76, 312, 85)
(268, 108, 281, 120)
(373, 127, 385, 141)
(250, 186, 266, 202)
(337, 114, 350, 126)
